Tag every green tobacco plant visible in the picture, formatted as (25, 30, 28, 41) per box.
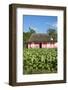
(23, 48, 57, 74)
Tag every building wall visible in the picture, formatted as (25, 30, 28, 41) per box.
(42, 43, 57, 48)
(28, 42, 57, 48)
(28, 43, 39, 48)
(42, 43, 47, 48)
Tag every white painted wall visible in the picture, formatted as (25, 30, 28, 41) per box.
(30, 43, 39, 48)
(42, 43, 57, 48)
(0, 0, 68, 90)
(28, 43, 57, 48)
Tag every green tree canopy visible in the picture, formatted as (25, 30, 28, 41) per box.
(23, 27, 36, 48)
(47, 28, 57, 41)
(29, 27, 36, 34)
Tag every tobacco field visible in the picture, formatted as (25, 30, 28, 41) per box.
(23, 48, 57, 74)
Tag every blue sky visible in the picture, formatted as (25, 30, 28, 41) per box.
(23, 15, 57, 33)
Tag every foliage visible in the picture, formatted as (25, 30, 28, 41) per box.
(23, 48, 57, 74)
(23, 27, 36, 48)
(47, 28, 57, 41)
(29, 27, 36, 34)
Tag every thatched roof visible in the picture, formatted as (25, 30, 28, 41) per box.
(28, 34, 57, 43)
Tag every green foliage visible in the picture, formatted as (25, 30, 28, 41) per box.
(23, 48, 57, 74)
(47, 28, 57, 41)
(23, 27, 36, 48)
(29, 27, 36, 34)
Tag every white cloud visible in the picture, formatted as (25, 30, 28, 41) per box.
(29, 25, 40, 33)
(46, 22, 57, 29)
(51, 23, 57, 28)
(29, 26, 38, 31)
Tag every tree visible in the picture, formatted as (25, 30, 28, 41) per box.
(47, 28, 57, 41)
(23, 27, 36, 48)
(29, 27, 36, 34)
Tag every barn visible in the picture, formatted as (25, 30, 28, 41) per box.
(27, 34, 57, 48)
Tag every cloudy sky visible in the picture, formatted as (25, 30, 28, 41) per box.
(23, 15, 57, 33)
